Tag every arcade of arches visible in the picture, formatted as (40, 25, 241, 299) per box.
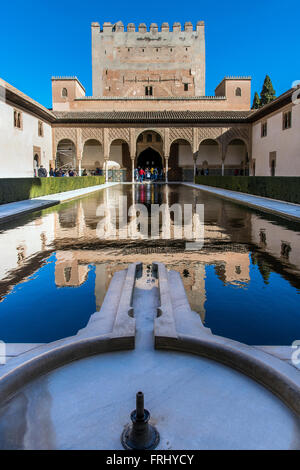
(53, 126, 250, 181)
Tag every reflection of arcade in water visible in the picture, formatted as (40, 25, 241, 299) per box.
(134, 183, 163, 206)
(54, 249, 251, 323)
(1, 184, 300, 314)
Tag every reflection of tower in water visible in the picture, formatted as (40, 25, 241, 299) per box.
(54, 252, 88, 287)
(170, 262, 206, 324)
(94, 264, 107, 311)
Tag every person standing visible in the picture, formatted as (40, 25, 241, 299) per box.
(150, 167, 154, 180)
(134, 168, 139, 182)
(139, 167, 145, 183)
(38, 165, 47, 177)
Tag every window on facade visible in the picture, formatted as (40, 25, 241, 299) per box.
(137, 134, 143, 143)
(64, 267, 72, 283)
(14, 109, 22, 129)
(156, 134, 161, 142)
(235, 266, 241, 275)
(281, 242, 291, 259)
(147, 134, 152, 143)
(38, 121, 44, 137)
(261, 122, 267, 137)
(282, 111, 292, 130)
(184, 83, 189, 92)
(145, 86, 153, 96)
(62, 88, 68, 98)
(235, 87, 242, 97)
(259, 230, 267, 245)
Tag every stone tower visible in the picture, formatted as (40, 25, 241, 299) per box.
(91, 21, 205, 98)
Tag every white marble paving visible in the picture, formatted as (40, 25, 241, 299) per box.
(183, 182, 300, 221)
(0, 182, 118, 222)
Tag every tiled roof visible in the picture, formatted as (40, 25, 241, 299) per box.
(53, 110, 253, 123)
(0, 78, 56, 122)
(248, 87, 299, 122)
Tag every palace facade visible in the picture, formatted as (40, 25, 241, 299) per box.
(0, 21, 299, 180)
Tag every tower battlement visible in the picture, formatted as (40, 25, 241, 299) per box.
(91, 20, 205, 98)
(91, 21, 204, 33)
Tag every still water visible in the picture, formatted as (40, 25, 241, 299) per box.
(0, 183, 300, 345)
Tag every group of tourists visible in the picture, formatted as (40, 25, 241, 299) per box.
(135, 167, 164, 183)
(35, 167, 105, 178)
(48, 168, 78, 177)
(196, 168, 209, 176)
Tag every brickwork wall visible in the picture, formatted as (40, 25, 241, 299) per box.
(91, 21, 205, 97)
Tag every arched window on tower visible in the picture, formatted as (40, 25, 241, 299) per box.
(235, 87, 242, 97)
(62, 88, 68, 98)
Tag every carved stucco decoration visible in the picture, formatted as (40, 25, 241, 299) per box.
(197, 127, 223, 146)
(134, 127, 165, 140)
(108, 127, 130, 145)
(220, 127, 250, 152)
(169, 127, 193, 148)
(81, 128, 104, 146)
(54, 127, 77, 148)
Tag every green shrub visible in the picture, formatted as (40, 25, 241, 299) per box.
(0, 176, 105, 205)
(194, 176, 300, 204)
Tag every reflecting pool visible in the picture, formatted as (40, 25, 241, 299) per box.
(0, 183, 300, 345)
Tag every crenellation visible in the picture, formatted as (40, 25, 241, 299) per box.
(102, 22, 113, 33)
(115, 21, 124, 32)
(127, 23, 136, 32)
(138, 23, 147, 33)
(184, 22, 193, 32)
(92, 21, 203, 33)
(172, 22, 182, 32)
(91, 22, 100, 29)
(150, 23, 159, 33)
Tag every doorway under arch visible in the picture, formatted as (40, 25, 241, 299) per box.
(137, 148, 162, 169)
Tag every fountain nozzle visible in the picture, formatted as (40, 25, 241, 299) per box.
(121, 391, 160, 450)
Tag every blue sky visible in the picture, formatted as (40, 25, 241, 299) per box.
(0, 0, 298, 108)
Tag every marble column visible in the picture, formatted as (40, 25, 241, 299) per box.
(131, 158, 135, 183)
(165, 157, 169, 183)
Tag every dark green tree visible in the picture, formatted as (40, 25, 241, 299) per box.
(257, 258, 271, 285)
(252, 91, 261, 109)
(260, 75, 276, 106)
